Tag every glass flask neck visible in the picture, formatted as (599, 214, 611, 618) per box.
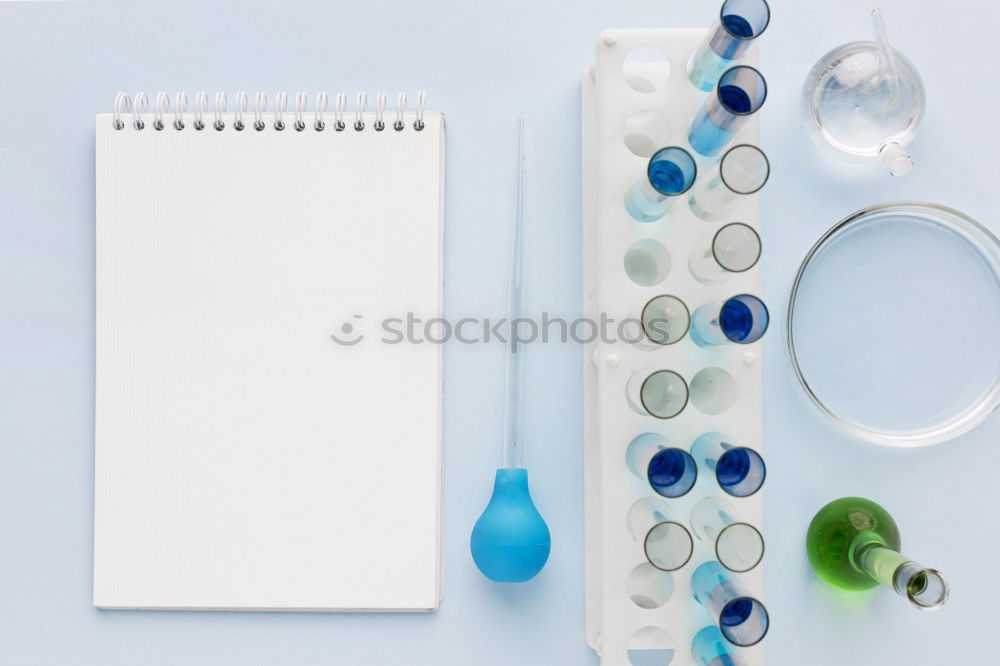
(849, 532, 949, 611)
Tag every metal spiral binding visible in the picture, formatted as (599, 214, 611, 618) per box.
(110, 91, 430, 133)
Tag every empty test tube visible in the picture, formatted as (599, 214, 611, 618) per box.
(692, 560, 769, 647)
(689, 144, 769, 220)
(690, 294, 769, 348)
(624, 295, 691, 347)
(627, 433, 698, 498)
(627, 497, 694, 572)
(689, 223, 761, 284)
(625, 146, 697, 222)
(627, 369, 689, 419)
(692, 625, 749, 666)
(687, 66, 767, 157)
(689, 0, 771, 91)
(691, 432, 766, 497)
(691, 496, 764, 572)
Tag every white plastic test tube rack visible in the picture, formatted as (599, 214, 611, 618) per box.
(582, 29, 764, 666)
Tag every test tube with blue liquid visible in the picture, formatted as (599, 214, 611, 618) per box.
(692, 625, 749, 666)
(627, 497, 694, 572)
(692, 560, 769, 647)
(626, 433, 698, 498)
(689, 0, 771, 91)
(691, 432, 766, 497)
(625, 146, 697, 222)
(690, 294, 769, 348)
(688, 66, 767, 157)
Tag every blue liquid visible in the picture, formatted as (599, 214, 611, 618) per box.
(722, 14, 754, 38)
(648, 448, 697, 498)
(692, 626, 747, 666)
(720, 297, 768, 343)
(716, 448, 751, 487)
(719, 85, 752, 113)
(721, 598, 753, 626)
(649, 160, 686, 195)
(688, 112, 735, 157)
(624, 184, 668, 222)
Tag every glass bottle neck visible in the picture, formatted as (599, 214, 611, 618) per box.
(849, 532, 949, 611)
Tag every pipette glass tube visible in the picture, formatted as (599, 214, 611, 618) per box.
(626, 433, 698, 497)
(624, 295, 691, 348)
(689, 0, 771, 91)
(627, 497, 694, 572)
(691, 496, 764, 572)
(689, 144, 769, 220)
(691, 432, 766, 497)
(690, 294, 769, 348)
(627, 369, 689, 419)
(692, 560, 769, 647)
(625, 146, 697, 222)
(692, 625, 749, 666)
(688, 66, 767, 157)
(689, 223, 761, 284)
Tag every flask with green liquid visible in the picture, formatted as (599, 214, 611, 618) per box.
(806, 497, 949, 610)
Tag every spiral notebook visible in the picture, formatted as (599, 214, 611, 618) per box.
(94, 91, 444, 611)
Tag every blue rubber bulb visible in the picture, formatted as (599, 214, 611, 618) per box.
(470, 468, 551, 582)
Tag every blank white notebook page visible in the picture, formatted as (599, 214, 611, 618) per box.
(94, 107, 444, 611)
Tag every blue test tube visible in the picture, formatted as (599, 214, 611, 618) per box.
(625, 146, 698, 222)
(692, 625, 749, 666)
(626, 434, 698, 497)
(692, 560, 769, 647)
(689, 0, 771, 91)
(687, 66, 767, 157)
(691, 432, 766, 497)
(690, 294, 769, 348)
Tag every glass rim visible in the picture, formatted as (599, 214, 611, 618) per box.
(716, 522, 765, 573)
(646, 146, 697, 196)
(716, 446, 766, 497)
(641, 294, 691, 346)
(716, 65, 768, 116)
(719, 0, 772, 41)
(640, 370, 689, 419)
(720, 596, 769, 647)
(643, 520, 694, 572)
(721, 293, 769, 344)
(647, 447, 697, 498)
(719, 144, 770, 195)
(712, 222, 762, 273)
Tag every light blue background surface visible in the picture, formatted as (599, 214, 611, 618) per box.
(1, 0, 995, 663)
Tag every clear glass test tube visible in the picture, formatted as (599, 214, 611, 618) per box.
(692, 625, 749, 666)
(688, 0, 772, 91)
(691, 432, 766, 497)
(624, 295, 691, 348)
(627, 369, 689, 419)
(692, 560, 769, 647)
(687, 66, 767, 157)
(691, 496, 764, 572)
(627, 497, 694, 572)
(625, 146, 698, 222)
(690, 294, 769, 348)
(689, 223, 761, 284)
(627, 433, 699, 497)
(689, 144, 769, 220)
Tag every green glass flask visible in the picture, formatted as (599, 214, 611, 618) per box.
(806, 497, 949, 610)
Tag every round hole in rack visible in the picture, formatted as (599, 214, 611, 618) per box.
(622, 46, 672, 93)
(623, 110, 672, 158)
(627, 626, 675, 665)
(690, 367, 738, 415)
(627, 562, 674, 609)
(625, 239, 671, 287)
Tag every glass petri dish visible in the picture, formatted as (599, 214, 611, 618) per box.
(787, 202, 1000, 447)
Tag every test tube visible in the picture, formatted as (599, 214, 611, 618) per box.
(692, 560, 769, 647)
(689, 144, 770, 220)
(688, 0, 771, 92)
(689, 223, 761, 284)
(627, 433, 698, 497)
(691, 625, 749, 666)
(624, 295, 691, 348)
(687, 66, 767, 157)
(691, 432, 766, 497)
(690, 294, 769, 348)
(626, 369, 689, 419)
(690, 496, 764, 572)
(624, 146, 698, 222)
(627, 497, 694, 572)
